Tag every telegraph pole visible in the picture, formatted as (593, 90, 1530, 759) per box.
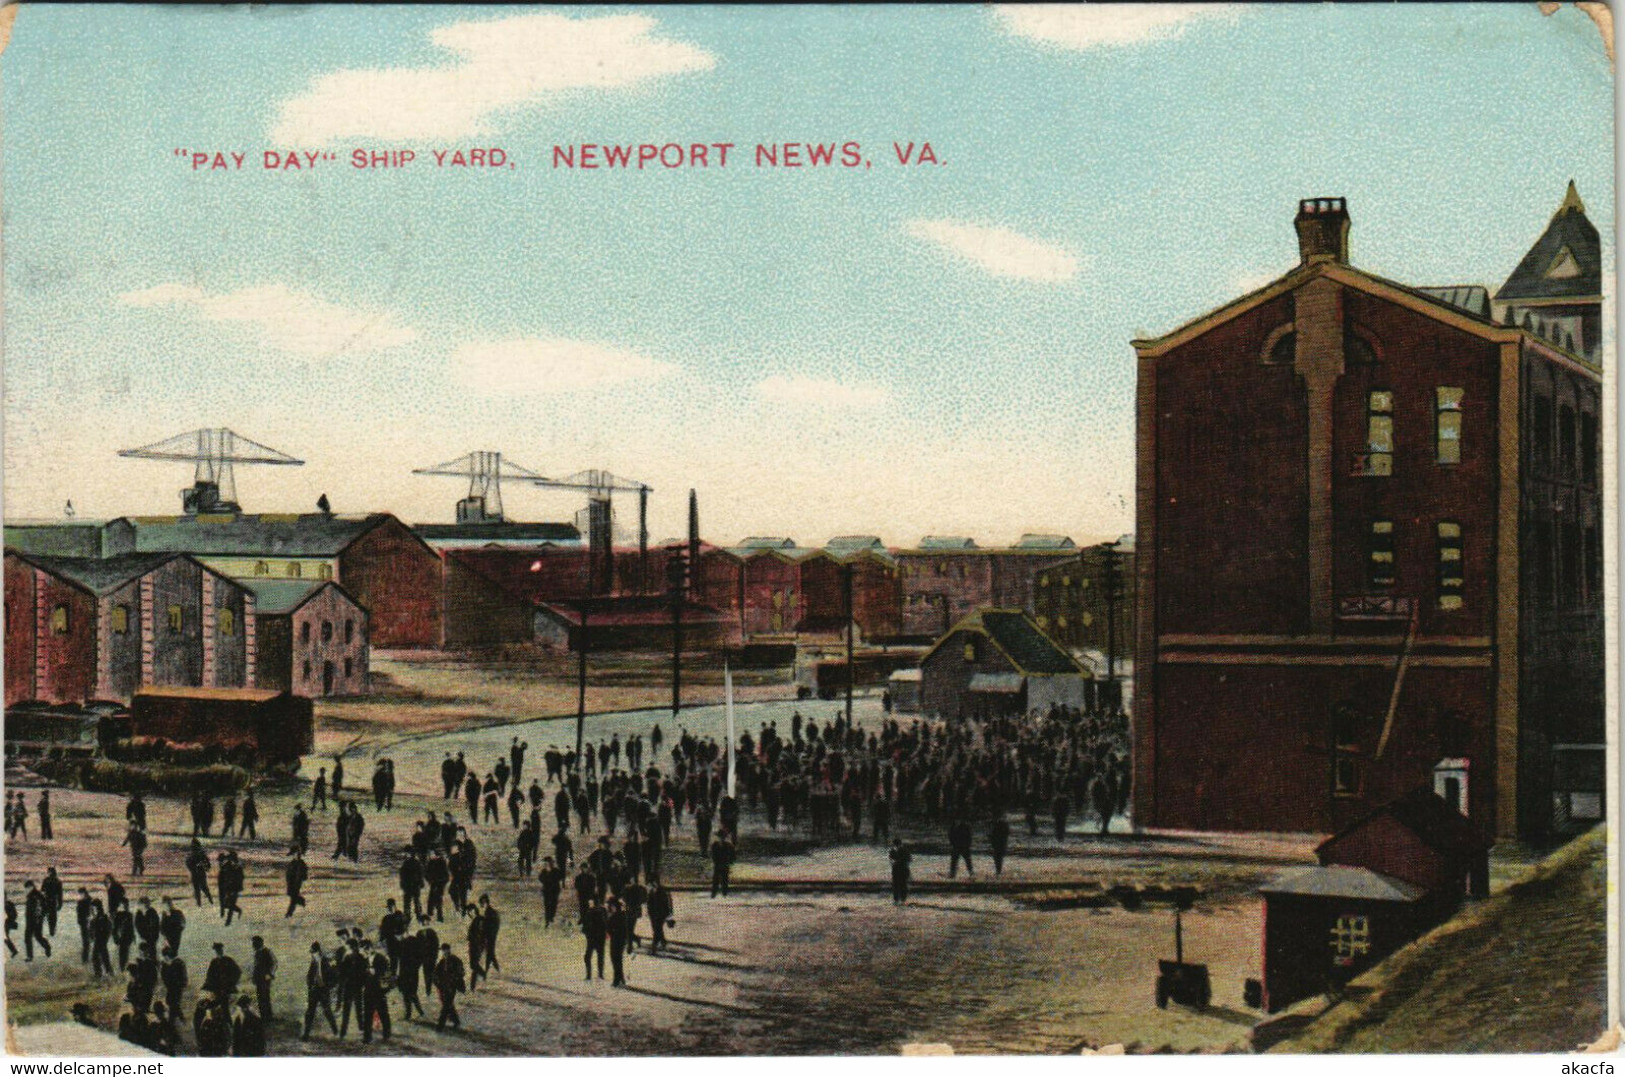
(575, 605, 589, 760)
(667, 545, 686, 717)
(1101, 539, 1122, 694)
(843, 561, 855, 725)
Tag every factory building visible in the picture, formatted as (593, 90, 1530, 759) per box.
(1030, 538, 1136, 663)
(128, 512, 443, 649)
(918, 609, 1089, 720)
(4, 551, 255, 706)
(896, 536, 1078, 639)
(240, 578, 370, 696)
(1132, 191, 1604, 843)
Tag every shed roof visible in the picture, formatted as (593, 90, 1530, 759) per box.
(1260, 865, 1425, 902)
(133, 686, 285, 702)
(826, 535, 885, 552)
(1317, 786, 1492, 862)
(1414, 285, 1491, 319)
(924, 609, 1085, 676)
(130, 512, 396, 556)
(12, 552, 185, 596)
(237, 577, 361, 616)
(1495, 182, 1602, 301)
(737, 536, 797, 549)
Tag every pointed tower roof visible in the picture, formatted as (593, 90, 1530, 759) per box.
(1495, 181, 1602, 302)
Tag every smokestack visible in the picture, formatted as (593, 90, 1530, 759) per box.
(1295, 197, 1350, 265)
(687, 489, 700, 596)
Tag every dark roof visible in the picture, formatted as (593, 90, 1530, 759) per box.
(130, 513, 392, 557)
(1495, 182, 1602, 301)
(1260, 865, 1424, 902)
(1318, 786, 1492, 861)
(413, 521, 579, 543)
(15, 552, 185, 596)
(1414, 285, 1491, 319)
(4, 520, 133, 559)
(237, 578, 361, 616)
(977, 611, 1083, 674)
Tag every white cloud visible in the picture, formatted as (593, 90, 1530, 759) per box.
(992, 4, 1244, 50)
(905, 219, 1080, 282)
(454, 337, 673, 394)
(755, 375, 890, 409)
(270, 13, 715, 147)
(117, 282, 417, 355)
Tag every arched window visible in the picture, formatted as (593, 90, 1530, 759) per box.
(318, 564, 333, 581)
(50, 604, 70, 635)
(218, 608, 235, 636)
(287, 562, 302, 579)
(167, 605, 184, 634)
(321, 620, 333, 642)
(254, 561, 269, 576)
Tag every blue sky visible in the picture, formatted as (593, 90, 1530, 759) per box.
(2, 4, 1613, 546)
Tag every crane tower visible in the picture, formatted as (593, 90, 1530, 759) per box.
(118, 427, 303, 515)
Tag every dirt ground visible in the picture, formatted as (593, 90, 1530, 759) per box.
(4, 656, 1322, 1056)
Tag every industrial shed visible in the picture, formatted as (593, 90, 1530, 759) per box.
(918, 608, 1088, 719)
(130, 686, 313, 766)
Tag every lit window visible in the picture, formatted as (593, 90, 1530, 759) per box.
(1358, 391, 1394, 476)
(218, 608, 235, 636)
(1368, 521, 1396, 589)
(1057, 615, 1069, 629)
(1081, 612, 1094, 627)
(318, 564, 333, 580)
(167, 605, 184, 634)
(111, 605, 129, 635)
(50, 604, 70, 635)
(1036, 615, 1049, 628)
(254, 561, 268, 576)
(963, 643, 975, 662)
(1436, 387, 1463, 464)
(1437, 522, 1464, 610)
(287, 562, 302, 579)
(1330, 915, 1371, 960)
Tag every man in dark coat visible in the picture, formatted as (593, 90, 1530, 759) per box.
(40, 867, 63, 936)
(291, 804, 311, 856)
(464, 904, 487, 989)
(134, 897, 161, 952)
(580, 898, 607, 980)
(111, 898, 134, 968)
(76, 887, 96, 962)
(709, 832, 735, 897)
(889, 839, 912, 905)
(477, 894, 500, 974)
(947, 817, 974, 878)
(433, 944, 465, 1031)
(202, 942, 241, 1001)
(159, 898, 186, 955)
(285, 849, 309, 917)
(538, 857, 564, 927)
(250, 936, 276, 1022)
(302, 942, 338, 1040)
(989, 815, 1011, 876)
(89, 900, 114, 977)
(646, 880, 673, 951)
(362, 944, 392, 1044)
(122, 824, 148, 877)
(231, 996, 265, 1056)
(186, 842, 213, 906)
(396, 928, 425, 1020)
(399, 849, 424, 918)
(606, 897, 631, 987)
(337, 939, 368, 1039)
(239, 790, 259, 838)
(161, 947, 188, 1027)
(424, 849, 449, 922)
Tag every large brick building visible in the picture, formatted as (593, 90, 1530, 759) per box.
(1132, 192, 1603, 843)
(4, 551, 255, 705)
(896, 537, 1078, 639)
(129, 512, 442, 648)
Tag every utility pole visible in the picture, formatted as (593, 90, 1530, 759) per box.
(575, 605, 589, 760)
(667, 545, 687, 717)
(843, 561, 855, 725)
(1101, 539, 1122, 701)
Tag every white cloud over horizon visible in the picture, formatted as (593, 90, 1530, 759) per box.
(454, 336, 674, 394)
(270, 13, 716, 147)
(755, 375, 890, 409)
(905, 219, 1080, 282)
(992, 4, 1245, 50)
(117, 282, 417, 355)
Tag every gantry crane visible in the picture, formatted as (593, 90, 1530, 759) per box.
(411, 451, 547, 524)
(529, 470, 652, 596)
(118, 428, 303, 514)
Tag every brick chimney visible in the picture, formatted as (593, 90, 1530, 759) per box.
(1295, 197, 1350, 264)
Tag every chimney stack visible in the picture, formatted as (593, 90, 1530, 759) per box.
(1295, 197, 1350, 265)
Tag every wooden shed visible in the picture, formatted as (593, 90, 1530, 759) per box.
(130, 686, 313, 766)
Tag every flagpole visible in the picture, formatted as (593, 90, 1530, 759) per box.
(725, 659, 737, 798)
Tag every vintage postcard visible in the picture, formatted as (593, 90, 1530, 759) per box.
(0, 2, 1616, 1061)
